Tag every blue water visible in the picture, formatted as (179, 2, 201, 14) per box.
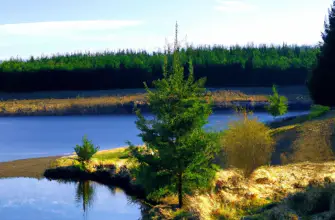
(0, 178, 142, 220)
(0, 111, 308, 162)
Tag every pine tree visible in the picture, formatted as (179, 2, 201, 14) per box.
(266, 85, 288, 119)
(308, 1, 335, 106)
(128, 22, 220, 208)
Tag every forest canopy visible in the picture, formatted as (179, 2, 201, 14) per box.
(0, 44, 319, 92)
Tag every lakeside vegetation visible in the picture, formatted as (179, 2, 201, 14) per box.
(0, 44, 318, 92)
(0, 90, 265, 116)
(41, 109, 335, 219)
(0, 88, 313, 116)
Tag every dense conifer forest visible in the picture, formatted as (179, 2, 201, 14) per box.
(0, 44, 319, 92)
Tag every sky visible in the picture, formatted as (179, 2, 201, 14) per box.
(0, 0, 333, 60)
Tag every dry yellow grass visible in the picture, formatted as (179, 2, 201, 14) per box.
(184, 112, 335, 219)
(51, 146, 134, 171)
(0, 90, 268, 115)
(183, 161, 335, 220)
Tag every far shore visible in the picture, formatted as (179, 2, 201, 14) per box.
(0, 101, 312, 117)
(0, 86, 312, 116)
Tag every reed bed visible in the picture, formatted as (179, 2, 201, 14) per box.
(0, 90, 271, 116)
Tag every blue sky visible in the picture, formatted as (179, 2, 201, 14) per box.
(0, 0, 333, 60)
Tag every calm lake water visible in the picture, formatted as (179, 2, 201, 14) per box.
(0, 111, 309, 220)
(0, 111, 309, 162)
(0, 178, 142, 220)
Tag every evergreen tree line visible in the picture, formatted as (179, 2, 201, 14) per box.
(0, 45, 319, 92)
(308, 1, 335, 106)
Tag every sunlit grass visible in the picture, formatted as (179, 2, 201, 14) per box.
(183, 160, 335, 219)
(0, 90, 268, 115)
(50, 146, 136, 172)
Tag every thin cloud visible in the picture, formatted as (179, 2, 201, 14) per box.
(0, 20, 143, 37)
(214, 0, 258, 12)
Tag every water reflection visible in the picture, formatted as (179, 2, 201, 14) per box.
(0, 178, 142, 220)
(75, 181, 95, 218)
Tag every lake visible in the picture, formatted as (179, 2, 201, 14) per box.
(0, 178, 142, 220)
(0, 111, 309, 220)
(0, 111, 309, 162)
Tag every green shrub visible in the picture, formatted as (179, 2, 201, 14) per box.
(308, 104, 330, 119)
(220, 114, 275, 177)
(74, 135, 99, 164)
(173, 210, 195, 220)
(266, 85, 288, 119)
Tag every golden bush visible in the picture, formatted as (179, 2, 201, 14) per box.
(221, 115, 275, 177)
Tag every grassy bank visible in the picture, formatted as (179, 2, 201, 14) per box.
(0, 147, 131, 179)
(0, 88, 312, 116)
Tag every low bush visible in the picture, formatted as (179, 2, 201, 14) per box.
(220, 113, 275, 177)
(308, 104, 330, 119)
(266, 85, 288, 119)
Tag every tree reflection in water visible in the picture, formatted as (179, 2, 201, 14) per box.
(54, 179, 147, 219)
(75, 181, 95, 218)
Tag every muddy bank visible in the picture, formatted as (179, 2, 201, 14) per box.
(0, 156, 61, 178)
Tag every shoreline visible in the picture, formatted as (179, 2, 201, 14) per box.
(0, 101, 312, 117)
(0, 112, 309, 170)
(43, 165, 147, 199)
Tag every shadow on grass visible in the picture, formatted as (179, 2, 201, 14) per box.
(246, 182, 335, 219)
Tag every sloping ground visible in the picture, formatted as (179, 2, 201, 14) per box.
(271, 111, 335, 165)
(179, 111, 335, 219)
(183, 162, 335, 220)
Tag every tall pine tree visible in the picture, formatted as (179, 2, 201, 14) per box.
(308, 1, 335, 106)
(128, 22, 220, 208)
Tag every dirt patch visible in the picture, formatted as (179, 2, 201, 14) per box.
(0, 156, 60, 178)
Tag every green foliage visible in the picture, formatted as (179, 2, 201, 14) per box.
(266, 85, 288, 118)
(0, 43, 319, 92)
(220, 114, 275, 177)
(173, 210, 195, 219)
(308, 1, 335, 106)
(128, 23, 220, 208)
(308, 104, 330, 119)
(74, 135, 99, 164)
(93, 148, 130, 160)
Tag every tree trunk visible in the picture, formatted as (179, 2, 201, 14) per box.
(178, 172, 183, 208)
